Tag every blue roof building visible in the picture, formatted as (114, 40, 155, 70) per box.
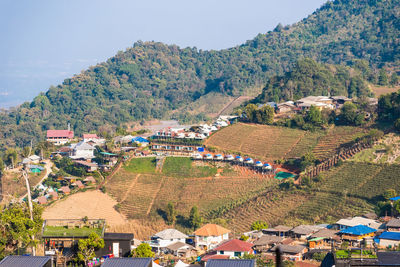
(390, 196, 400, 201)
(338, 225, 376, 241)
(132, 137, 149, 143)
(377, 232, 400, 248)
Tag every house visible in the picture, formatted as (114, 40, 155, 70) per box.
(73, 180, 85, 189)
(84, 176, 96, 184)
(270, 244, 307, 261)
(70, 141, 96, 160)
(102, 258, 152, 267)
(74, 160, 98, 172)
(377, 232, 400, 248)
(253, 235, 284, 252)
(207, 259, 255, 267)
(290, 225, 322, 240)
(331, 96, 352, 105)
(22, 154, 41, 165)
(132, 137, 150, 147)
(114, 135, 136, 144)
(386, 218, 400, 232)
(59, 186, 70, 194)
(47, 129, 74, 145)
(333, 216, 382, 230)
(83, 133, 99, 142)
(0, 256, 52, 267)
(262, 225, 292, 237)
(37, 196, 47, 205)
(194, 224, 231, 249)
(166, 241, 195, 257)
(276, 102, 296, 113)
(214, 239, 253, 258)
(150, 229, 188, 249)
(308, 229, 339, 249)
(48, 191, 58, 200)
(95, 232, 134, 258)
(338, 225, 377, 244)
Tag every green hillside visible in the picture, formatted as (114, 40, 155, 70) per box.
(1, 0, 400, 148)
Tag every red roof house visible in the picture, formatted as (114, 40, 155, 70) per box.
(47, 130, 74, 145)
(74, 180, 85, 189)
(214, 239, 254, 257)
(59, 186, 71, 194)
(37, 196, 47, 205)
(83, 134, 99, 140)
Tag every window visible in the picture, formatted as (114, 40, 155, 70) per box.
(219, 251, 224, 255)
(234, 252, 241, 257)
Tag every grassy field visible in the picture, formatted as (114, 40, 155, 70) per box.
(162, 157, 217, 177)
(42, 226, 103, 237)
(123, 157, 156, 173)
(221, 161, 399, 232)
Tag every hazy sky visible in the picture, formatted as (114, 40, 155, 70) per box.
(0, 0, 327, 108)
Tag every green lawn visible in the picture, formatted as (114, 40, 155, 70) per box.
(42, 226, 103, 237)
(162, 157, 217, 177)
(124, 157, 156, 173)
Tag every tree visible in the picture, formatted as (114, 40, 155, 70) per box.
(243, 104, 258, 122)
(305, 105, 322, 125)
(251, 220, 268, 231)
(378, 69, 389, 86)
(0, 203, 43, 258)
(393, 200, 400, 216)
(21, 146, 31, 158)
(390, 73, 399, 86)
(130, 243, 155, 258)
(165, 202, 176, 225)
(0, 158, 4, 176)
(189, 206, 202, 230)
(383, 189, 397, 201)
(260, 106, 274, 124)
(4, 148, 18, 169)
(76, 232, 104, 265)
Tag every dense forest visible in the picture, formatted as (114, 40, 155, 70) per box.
(253, 58, 397, 103)
(0, 0, 399, 148)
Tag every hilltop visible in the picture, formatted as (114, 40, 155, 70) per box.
(0, 0, 399, 148)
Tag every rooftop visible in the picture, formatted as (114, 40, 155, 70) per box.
(215, 239, 253, 252)
(339, 225, 377, 236)
(378, 231, 400, 241)
(0, 256, 52, 267)
(207, 259, 255, 267)
(153, 228, 188, 240)
(335, 216, 382, 229)
(194, 224, 231, 237)
(101, 257, 152, 267)
(47, 130, 74, 138)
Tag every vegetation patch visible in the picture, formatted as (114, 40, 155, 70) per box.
(123, 157, 156, 173)
(42, 226, 103, 238)
(162, 157, 217, 177)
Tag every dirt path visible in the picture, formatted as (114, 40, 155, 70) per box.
(146, 176, 165, 215)
(43, 190, 127, 227)
(120, 174, 141, 203)
(20, 160, 53, 202)
(283, 131, 306, 158)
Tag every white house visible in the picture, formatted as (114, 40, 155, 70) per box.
(69, 141, 95, 160)
(150, 229, 188, 250)
(194, 224, 231, 249)
(333, 217, 382, 230)
(22, 154, 41, 165)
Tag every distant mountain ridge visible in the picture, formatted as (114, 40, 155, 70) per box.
(0, 0, 399, 147)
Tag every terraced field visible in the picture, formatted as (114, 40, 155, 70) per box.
(312, 126, 367, 160)
(206, 123, 314, 161)
(221, 162, 399, 232)
(105, 157, 275, 220)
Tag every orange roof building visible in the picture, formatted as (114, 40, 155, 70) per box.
(194, 224, 231, 249)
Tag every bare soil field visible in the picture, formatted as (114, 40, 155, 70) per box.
(43, 190, 127, 227)
(370, 85, 400, 97)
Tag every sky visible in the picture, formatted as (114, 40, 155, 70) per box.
(0, 0, 327, 108)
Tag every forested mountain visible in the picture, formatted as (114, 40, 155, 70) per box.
(254, 58, 378, 103)
(1, 0, 399, 148)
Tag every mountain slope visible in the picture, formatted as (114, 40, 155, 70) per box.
(1, 0, 399, 147)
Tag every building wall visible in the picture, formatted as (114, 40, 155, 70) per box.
(379, 239, 400, 247)
(96, 239, 132, 257)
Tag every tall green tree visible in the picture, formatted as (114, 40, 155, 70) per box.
(251, 221, 268, 231)
(76, 232, 104, 266)
(165, 202, 176, 225)
(4, 149, 18, 169)
(189, 206, 202, 230)
(305, 105, 323, 125)
(378, 69, 389, 86)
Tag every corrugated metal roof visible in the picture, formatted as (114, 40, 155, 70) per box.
(104, 232, 134, 241)
(339, 225, 376, 236)
(101, 257, 152, 267)
(0, 256, 51, 267)
(153, 228, 188, 240)
(378, 231, 400, 241)
(207, 259, 255, 267)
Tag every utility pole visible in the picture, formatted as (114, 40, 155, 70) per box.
(22, 169, 36, 256)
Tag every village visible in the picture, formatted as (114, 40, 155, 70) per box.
(3, 95, 400, 267)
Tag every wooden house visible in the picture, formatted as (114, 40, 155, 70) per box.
(47, 130, 74, 145)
